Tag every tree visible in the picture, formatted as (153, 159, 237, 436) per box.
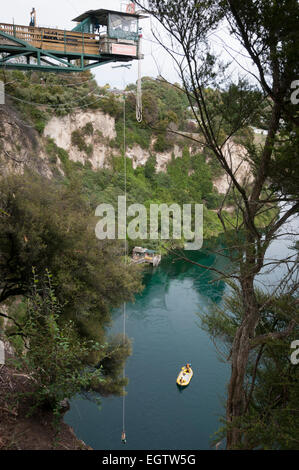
(144, 154, 157, 180)
(201, 288, 299, 449)
(0, 172, 142, 357)
(8, 270, 104, 414)
(136, 0, 299, 448)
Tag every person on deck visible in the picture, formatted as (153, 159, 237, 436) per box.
(185, 363, 191, 373)
(29, 8, 36, 27)
(94, 20, 100, 33)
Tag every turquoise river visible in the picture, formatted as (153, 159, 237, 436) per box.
(65, 217, 297, 450)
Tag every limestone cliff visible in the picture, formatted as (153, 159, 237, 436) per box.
(212, 140, 253, 194)
(43, 109, 198, 173)
(1, 100, 252, 194)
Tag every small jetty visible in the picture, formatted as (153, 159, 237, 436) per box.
(131, 247, 161, 267)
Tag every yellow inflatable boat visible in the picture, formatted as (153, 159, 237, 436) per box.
(176, 365, 193, 386)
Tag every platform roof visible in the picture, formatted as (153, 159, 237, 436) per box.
(133, 247, 156, 254)
(72, 9, 147, 25)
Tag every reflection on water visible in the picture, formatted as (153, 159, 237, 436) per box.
(114, 249, 228, 323)
(65, 248, 230, 450)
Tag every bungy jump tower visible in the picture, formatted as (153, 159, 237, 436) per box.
(0, 7, 146, 73)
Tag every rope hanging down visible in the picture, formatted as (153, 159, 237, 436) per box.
(121, 91, 127, 445)
(136, 36, 143, 123)
(119, 23, 143, 442)
(111, 64, 129, 445)
(121, 300, 127, 444)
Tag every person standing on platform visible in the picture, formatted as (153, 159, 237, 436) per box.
(30, 8, 36, 27)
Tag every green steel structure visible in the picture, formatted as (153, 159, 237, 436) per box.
(0, 8, 145, 72)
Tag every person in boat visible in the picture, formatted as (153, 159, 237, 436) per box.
(185, 363, 191, 373)
(121, 431, 126, 444)
(180, 377, 184, 384)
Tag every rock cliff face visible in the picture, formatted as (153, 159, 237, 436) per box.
(43, 109, 195, 173)
(212, 140, 253, 194)
(44, 110, 116, 169)
(126, 142, 184, 172)
(0, 100, 52, 178)
(1, 103, 252, 194)
(45, 111, 253, 192)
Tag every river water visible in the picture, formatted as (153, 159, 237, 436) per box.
(65, 247, 231, 450)
(65, 212, 298, 450)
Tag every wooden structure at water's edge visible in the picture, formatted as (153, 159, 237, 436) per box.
(132, 247, 161, 267)
(0, 8, 146, 72)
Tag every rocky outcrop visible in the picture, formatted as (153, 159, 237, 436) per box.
(0, 100, 52, 178)
(126, 142, 184, 171)
(44, 111, 202, 172)
(213, 139, 253, 194)
(44, 110, 116, 169)
(1, 103, 252, 194)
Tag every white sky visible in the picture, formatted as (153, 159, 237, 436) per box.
(2, 1, 256, 89)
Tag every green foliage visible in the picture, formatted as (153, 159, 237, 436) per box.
(153, 133, 172, 152)
(111, 113, 152, 150)
(71, 129, 93, 157)
(268, 124, 299, 198)
(82, 122, 94, 136)
(44, 137, 73, 176)
(9, 270, 103, 414)
(98, 93, 122, 117)
(45, 138, 59, 164)
(141, 77, 189, 129)
(144, 154, 157, 180)
(94, 334, 131, 396)
(0, 172, 143, 358)
(0, 70, 277, 257)
(56, 138, 275, 252)
(106, 79, 190, 151)
(219, 80, 269, 135)
(200, 288, 299, 449)
(1, 70, 103, 132)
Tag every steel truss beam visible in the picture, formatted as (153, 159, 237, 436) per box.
(0, 30, 129, 72)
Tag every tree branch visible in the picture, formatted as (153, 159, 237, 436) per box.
(251, 320, 297, 348)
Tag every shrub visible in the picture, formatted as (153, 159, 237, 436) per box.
(82, 122, 94, 136)
(9, 271, 103, 415)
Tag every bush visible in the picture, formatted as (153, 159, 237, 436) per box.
(153, 134, 171, 152)
(82, 122, 94, 136)
(71, 129, 93, 156)
(71, 130, 86, 152)
(10, 271, 103, 414)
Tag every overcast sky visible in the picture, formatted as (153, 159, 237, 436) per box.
(2, 1, 254, 89)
